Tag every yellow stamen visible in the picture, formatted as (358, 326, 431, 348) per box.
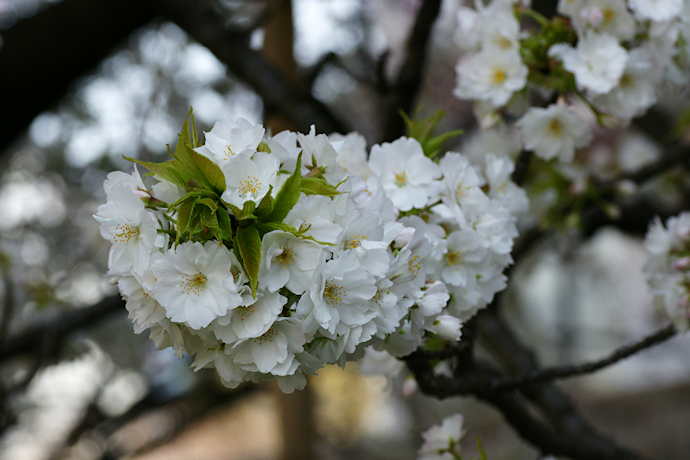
(114, 223, 139, 243)
(180, 272, 207, 296)
(324, 281, 346, 307)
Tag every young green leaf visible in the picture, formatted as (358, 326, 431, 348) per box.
(124, 157, 192, 190)
(255, 185, 274, 218)
(217, 207, 234, 240)
(300, 177, 340, 197)
(197, 197, 218, 213)
(235, 225, 262, 297)
(265, 152, 302, 223)
(176, 198, 195, 241)
(188, 148, 226, 194)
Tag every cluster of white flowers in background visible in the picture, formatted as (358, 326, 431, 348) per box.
(644, 212, 690, 331)
(418, 414, 466, 460)
(95, 113, 525, 392)
(453, 0, 690, 162)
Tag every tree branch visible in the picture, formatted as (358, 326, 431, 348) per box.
(486, 323, 677, 392)
(511, 150, 533, 186)
(474, 309, 645, 457)
(0, 0, 158, 154)
(405, 354, 646, 459)
(0, 295, 124, 362)
(154, 0, 348, 135)
(382, 0, 442, 142)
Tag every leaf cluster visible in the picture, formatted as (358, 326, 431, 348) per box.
(126, 109, 340, 296)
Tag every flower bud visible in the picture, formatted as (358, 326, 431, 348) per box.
(430, 315, 463, 341)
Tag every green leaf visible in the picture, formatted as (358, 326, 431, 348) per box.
(256, 221, 300, 237)
(257, 141, 271, 153)
(171, 109, 225, 193)
(177, 199, 195, 238)
(235, 226, 262, 297)
(256, 221, 333, 245)
(124, 157, 193, 189)
(255, 186, 274, 218)
(188, 148, 226, 194)
(476, 438, 488, 460)
(191, 110, 199, 147)
(200, 207, 221, 239)
(217, 207, 234, 240)
(175, 108, 195, 158)
(266, 152, 302, 223)
(242, 200, 256, 217)
(401, 109, 463, 158)
(197, 197, 218, 212)
(300, 177, 340, 197)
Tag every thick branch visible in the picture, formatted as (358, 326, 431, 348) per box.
(475, 309, 642, 452)
(405, 355, 645, 459)
(382, 0, 442, 142)
(0, 0, 158, 154)
(511, 150, 533, 186)
(0, 295, 123, 362)
(155, 0, 348, 135)
(477, 381, 644, 460)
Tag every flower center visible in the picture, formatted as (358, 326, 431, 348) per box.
(602, 8, 614, 26)
(114, 223, 140, 243)
(180, 272, 207, 296)
(408, 254, 421, 276)
(446, 251, 464, 266)
(236, 303, 256, 321)
(348, 234, 367, 249)
(491, 67, 507, 85)
(230, 266, 241, 283)
(548, 119, 563, 136)
(224, 145, 235, 160)
(394, 170, 408, 186)
(324, 281, 346, 307)
(494, 35, 513, 50)
(253, 328, 278, 345)
(455, 183, 469, 200)
(619, 74, 632, 89)
(238, 176, 262, 198)
(274, 247, 295, 268)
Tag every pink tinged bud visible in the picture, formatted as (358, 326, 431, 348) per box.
(586, 7, 604, 27)
(132, 189, 151, 198)
(674, 257, 690, 271)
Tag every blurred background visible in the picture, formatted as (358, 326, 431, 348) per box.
(1, 0, 690, 459)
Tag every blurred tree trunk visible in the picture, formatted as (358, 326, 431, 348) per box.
(262, 2, 316, 460)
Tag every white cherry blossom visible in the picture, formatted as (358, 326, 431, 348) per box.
(516, 104, 593, 163)
(369, 137, 441, 212)
(548, 32, 628, 95)
(151, 241, 246, 329)
(220, 151, 280, 208)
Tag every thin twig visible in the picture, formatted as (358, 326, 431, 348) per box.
(487, 323, 677, 392)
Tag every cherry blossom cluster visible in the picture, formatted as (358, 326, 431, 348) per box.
(95, 112, 525, 392)
(453, 0, 690, 163)
(644, 212, 690, 331)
